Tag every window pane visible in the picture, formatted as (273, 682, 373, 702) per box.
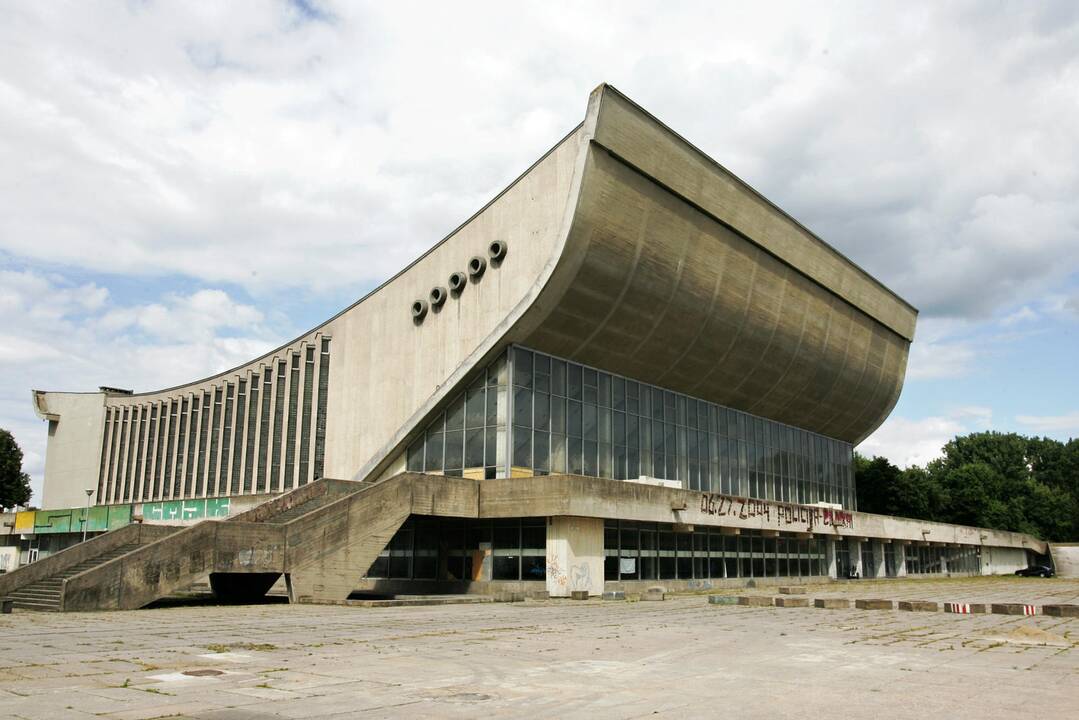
(512, 428, 532, 469)
(513, 386, 533, 428)
(534, 392, 550, 431)
(466, 388, 485, 428)
(513, 347, 533, 388)
(465, 429, 484, 468)
(444, 430, 463, 470)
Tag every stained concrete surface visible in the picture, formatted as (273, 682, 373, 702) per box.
(0, 577, 1076, 719)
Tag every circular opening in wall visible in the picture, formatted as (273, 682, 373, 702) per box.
(488, 240, 508, 263)
(429, 286, 447, 307)
(448, 272, 467, 295)
(468, 256, 486, 279)
(411, 299, 428, 321)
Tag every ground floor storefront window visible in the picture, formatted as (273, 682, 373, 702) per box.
(861, 543, 876, 578)
(903, 544, 980, 575)
(366, 516, 546, 582)
(603, 520, 827, 581)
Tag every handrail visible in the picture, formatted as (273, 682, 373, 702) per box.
(0, 524, 143, 596)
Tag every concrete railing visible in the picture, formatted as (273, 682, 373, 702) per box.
(228, 478, 364, 524)
(0, 523, 177, 597)
(61, 520, 287, 612)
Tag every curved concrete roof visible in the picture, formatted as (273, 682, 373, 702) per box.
(40, 84, 916, 488)
(514, 86, 915, 443)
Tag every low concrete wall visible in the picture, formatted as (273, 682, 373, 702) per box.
(606, 575, 829, 594)
(352, 578, 547, 596)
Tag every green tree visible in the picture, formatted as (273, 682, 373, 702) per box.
(0, 429, 33, 510)
(854, 453, 902, 516)
(855, 454, 944, 522)
(858, 431, 1079, 541)
(939, 462, 999, 529)
(893, 465, 944, 523)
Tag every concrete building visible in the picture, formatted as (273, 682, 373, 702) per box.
(2, 85, 1045, 611)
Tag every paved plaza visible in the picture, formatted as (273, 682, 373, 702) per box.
(1, 577, 1076, 719)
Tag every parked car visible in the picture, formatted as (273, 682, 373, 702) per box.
(1014, 565, 1054, 578)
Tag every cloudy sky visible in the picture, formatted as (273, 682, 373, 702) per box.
(2, 1, 1078, 502)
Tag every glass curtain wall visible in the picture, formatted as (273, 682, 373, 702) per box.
(366, 516, 546, 582)
(405, 345, 857, 509)
(603, 521, 827, 581)
(903, 544, 981, 575)
(406, 352, 509, 479)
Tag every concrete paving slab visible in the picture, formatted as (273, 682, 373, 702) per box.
(0, 577, 1076, 719)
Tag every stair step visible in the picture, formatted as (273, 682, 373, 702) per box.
(12, 599, 60, 611)
(11, 589, 61, 598)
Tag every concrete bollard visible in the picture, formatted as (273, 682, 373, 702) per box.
(602, 591, 625, 601)
(774, 596, 809, 608)
(0, 598, 12, 614)
(642, 587, 666, 601)
(991, 603, 1038, 616)
(814, 598, 851, 610)
(528, 590, 550, 601)
(778, 586, 807, 595)
(944, 602, 987, 614)
(708, 595, 739, 606)
(570, 590, 589, 601)
(1041, 604, 1079, 617)
(494, 591, 524, 603)
(737, 596, 774, 607)
(855, 599, 894, 610)
(898, 600, 938, 612)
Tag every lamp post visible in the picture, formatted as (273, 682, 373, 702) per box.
(82, 488, 94, 543)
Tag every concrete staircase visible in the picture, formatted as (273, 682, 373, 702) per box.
(1, 474, 474, 612)
(6, 543, 142, 611)
(0, 523, 181, 612)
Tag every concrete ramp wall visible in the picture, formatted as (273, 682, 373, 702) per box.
(1049, 543, 1079, 577)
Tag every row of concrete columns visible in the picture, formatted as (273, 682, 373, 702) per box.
(541, 517, 993, 597)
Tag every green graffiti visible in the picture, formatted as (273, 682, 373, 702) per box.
(33, 509, 73, 534)
(142, 498, 231, 522)
(27, 497, 229, 534)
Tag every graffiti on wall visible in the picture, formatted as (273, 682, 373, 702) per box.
(698, 493, 853, 532)
(142, 498, 231, 522)
(15, 505, 132, 535)
(13, 497, 234, 534)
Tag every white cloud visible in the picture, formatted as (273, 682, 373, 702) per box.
(904, 318, 977, 380)
(0, 271, 278, 503)
(0, 2, 1076, 316)
(859, 407, 995, 468)
(98, 289, 264, 343)
(1015, 411, 1079, 435)
(1000, 306, 1038, 326)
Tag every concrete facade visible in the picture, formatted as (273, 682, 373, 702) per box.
(11, 84, 1048, 609)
